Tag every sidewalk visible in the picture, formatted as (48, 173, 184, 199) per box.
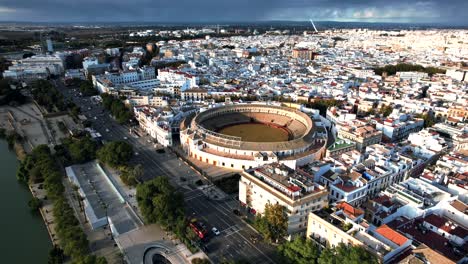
(116, 224, 209, 264)
(30, 183, 61, 246)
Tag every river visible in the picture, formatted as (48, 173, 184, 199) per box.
(0, 140, 51, 263)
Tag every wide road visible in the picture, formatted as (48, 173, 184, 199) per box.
(185, 189, 277, 263)
(54, 79, 279, 264)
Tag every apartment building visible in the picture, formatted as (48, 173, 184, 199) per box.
(448, 106, 468, 121)
(326, 138, 356, 157)
(181, 88, 208, 102)
(292, 48, 314, 60)
(133, 106, 173, 147)
(337, 121, 382, 152)
(3, 55, 64, 80)
(375, 116, 424, 142)
(157, 68, 198, 91)
(239, 163, 328, 236)
(306, 202, 411, 263)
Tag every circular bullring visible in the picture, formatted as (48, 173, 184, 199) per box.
(191, 104, 314, 152)
(180, 104, 327, 170)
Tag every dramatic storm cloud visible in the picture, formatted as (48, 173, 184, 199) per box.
(0, 0, 466, 24)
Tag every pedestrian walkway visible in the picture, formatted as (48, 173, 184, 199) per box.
(117, 224, 208, 264)
(30, 183, 61, 246)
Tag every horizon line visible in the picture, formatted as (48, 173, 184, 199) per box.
(0, 20, 466, 25)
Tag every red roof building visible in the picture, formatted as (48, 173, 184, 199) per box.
(376, 224, 409, 247)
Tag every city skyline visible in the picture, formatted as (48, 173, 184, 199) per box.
(0, 0, 467, 24)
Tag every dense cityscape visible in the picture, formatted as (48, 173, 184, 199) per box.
(0, 3, 467, 264)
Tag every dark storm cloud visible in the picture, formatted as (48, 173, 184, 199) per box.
(0, 0, 466, 23)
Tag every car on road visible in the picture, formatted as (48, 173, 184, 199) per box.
(233, 209, 241, 216)
(123, 136, 128, 140)
(189, 219, 208, 239)
(211, 227, 220, 236)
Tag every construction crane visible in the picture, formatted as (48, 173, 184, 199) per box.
(309, 19, 318, 33)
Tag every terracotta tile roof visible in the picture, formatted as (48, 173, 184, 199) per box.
(376, 224, 409, 246)
(348, 171, 362, 181)
(336, 201, 364, 219)
(334, 183, 358, 192)
(373, 194, 392, 207)
(396, 219, 465, 262)
(424, 214, 467, 238)
(450, 200, 468, 214)
(411, 244, 456, 264)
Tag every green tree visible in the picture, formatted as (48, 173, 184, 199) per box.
(305, 99, 341, 116)
(79, 81, 98, 96)
(65, 136, 98, 164)
(264, 203, 288, 242)
(191, 258, 210, 264)
(278, 236, 320, 264)
(373, 63, 445, 77)
(120, 164, 143, 186)
(379, 104, 393, 117)
(415, 112, 436, 128)
(318, 244, 378, 264)
(254, 203, 288, 242)
(53, 198, 89, 260)
(30, 80, 66, 112)
(0, 79, 26, 106)
(72, 255, 107, 264)
(317, 247, 335, 264)
(28, 197, 43, 211)
(97, 141, 133, 167)
(253, 214, 270, 236)
(48, 246, 65, 264)
(100, 94, 133, 124)
(136, 177, 184, 227)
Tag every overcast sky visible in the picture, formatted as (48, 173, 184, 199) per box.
(0, 0, 466, 24)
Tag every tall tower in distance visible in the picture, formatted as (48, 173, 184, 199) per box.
(46, 38, 54, 53)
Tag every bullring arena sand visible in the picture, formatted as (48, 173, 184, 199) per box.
(218, 123, 290, 142)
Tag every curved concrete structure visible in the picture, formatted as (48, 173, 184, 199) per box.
(143, 244, 187, 264)
(180, 103, 328, 170)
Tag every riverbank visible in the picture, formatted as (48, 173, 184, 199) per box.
(0, 104, 67, 247)
(29, 183, 62, 246)
(0, 107, 59, 247)
(0, 140, 51, 263)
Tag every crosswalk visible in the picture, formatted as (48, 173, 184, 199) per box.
(222, 224, 241, 237)
(184, 190, 204, 201)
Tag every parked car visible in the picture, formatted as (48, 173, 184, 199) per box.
(233, 209, 241, 216)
